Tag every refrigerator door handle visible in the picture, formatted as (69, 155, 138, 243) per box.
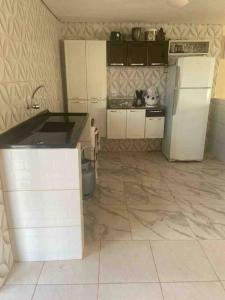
(172, 89, 179, 115)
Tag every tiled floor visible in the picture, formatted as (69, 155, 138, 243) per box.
(2, 152, 225, 299)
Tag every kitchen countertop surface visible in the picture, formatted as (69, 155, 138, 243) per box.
(0, 110, 88, 149)
(107, 98, 165, 111)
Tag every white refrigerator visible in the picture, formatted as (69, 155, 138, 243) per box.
(162, 56, 215, 161)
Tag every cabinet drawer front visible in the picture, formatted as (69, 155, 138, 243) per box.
(145, 117, 165, 139)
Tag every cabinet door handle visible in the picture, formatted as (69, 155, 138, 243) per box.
(71, 101, 85, 104)
(110, 63, 124, 66)
(130, 63, 144, 66)
(110, 110, 118, 112)
(90, 101, 98, 103)
(68, 98, 86, 100)
(130, 110, 137, 112)
(151, 63, 164, 66)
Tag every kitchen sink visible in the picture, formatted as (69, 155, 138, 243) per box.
(39, 122, 75, 132)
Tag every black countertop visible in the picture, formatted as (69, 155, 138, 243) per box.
(107, 98, 165, 112)
(0, 110, 88, 149)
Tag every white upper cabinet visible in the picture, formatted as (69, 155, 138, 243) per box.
(64, 40, 87, 100)
(86, 41, 107, 100)
(126, 109, 145, 139)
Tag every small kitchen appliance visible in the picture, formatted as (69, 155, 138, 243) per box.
(110, 31, 122, 41)
(134, 90, 145, 107)
(144, 87, 160, 106)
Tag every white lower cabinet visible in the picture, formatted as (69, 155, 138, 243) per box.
(88, 100, 106, 137)
(145, 117, 165, 138)
(127, 109, 145, 139)
(107, 110, 127, 139)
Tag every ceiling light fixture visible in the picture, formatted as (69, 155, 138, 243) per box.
(167, 0, 189, 7)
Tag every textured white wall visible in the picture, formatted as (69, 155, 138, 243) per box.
(0, 0, 63, 134)
(0, 0, 62, 286)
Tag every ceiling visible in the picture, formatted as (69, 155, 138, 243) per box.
(43, 0, 225, 24)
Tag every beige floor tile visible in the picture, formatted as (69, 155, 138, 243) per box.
(128, 204, 194, 240)
(0, 285, 35, 300)
(33, 285, 98, 300)
(84, 204, 131, 241)
(222, 281, 225, 289)
(92, 177, 126, 208)
(98, 283, 163, 300)
(99, 241, 158, 283)
(38, 242, 100, 284)
(151, 240, 217, 282)
(201, 240, 225, 280)
(180, 202, 225, 239)
(6, 262, 43, 284)
(162, 282, 225, 300)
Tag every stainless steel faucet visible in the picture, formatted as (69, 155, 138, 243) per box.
(27, 85, 46, 109)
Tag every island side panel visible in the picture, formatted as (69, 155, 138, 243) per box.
(0, 148, 84, 261)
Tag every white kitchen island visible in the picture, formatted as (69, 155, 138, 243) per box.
(0, 111, 87, 261)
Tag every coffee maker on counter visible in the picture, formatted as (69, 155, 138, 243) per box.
(133, 90, 145, 107)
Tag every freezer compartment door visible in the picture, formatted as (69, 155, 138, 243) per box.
(170, 88, 211, 161)
(177, 57, 215, 88)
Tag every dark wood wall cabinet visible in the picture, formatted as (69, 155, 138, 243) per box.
(107, 42, 127, 66)
(107, 41, 169, 67)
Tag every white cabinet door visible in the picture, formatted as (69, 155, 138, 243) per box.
(68, 100, 88, 113)
(88, 100, 106, 137)
(86, 41, 107, 100)
(145, 117, 165, 138)
(107, 110, 126, 139)
(126, 109, 145, 139)
(68, 100, 90, 141)
(64, 40, 87, 100)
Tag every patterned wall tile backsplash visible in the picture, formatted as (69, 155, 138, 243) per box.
(0, 0, 62, 287)
(62, 22, 224, 100)
(107, 66, 167, 101)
